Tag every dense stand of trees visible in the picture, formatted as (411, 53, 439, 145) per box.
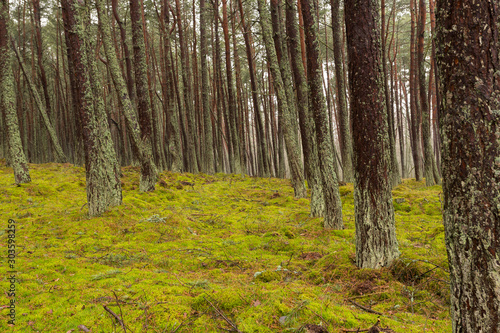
(0, 0, 498, 331)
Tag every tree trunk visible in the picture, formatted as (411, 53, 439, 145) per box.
(300, 0, 344, 229)
(221, 0, 242, 174)
(381, 0, 400, 187)
(286, 1, 324, 217)
(330, 0, 354, 183)
(175, 0, 198, 173)
(257, 0, 306, 198)
(97, 0, 157, 191)
(237, 0, 269, 177)
(436, 0, 500, 331)
(345, 0, 399, 268)
(200, 0, 214, 174)
(12, 44, 67, 163)
(61, 0, 122, 216)
(417, 0, 437, 186)
(0, 0, 31, 184)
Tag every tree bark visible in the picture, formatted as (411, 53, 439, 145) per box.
(61, 0, 122, 216)
(330, 0, 354, 183)
(417, 0, 437, 186)
(300, 0, 344, 229)
(0, 0, 31, 184)
(97, 0, 157, 192)
(436, 0, 500, 331)
(286, 1, 325, 217)
(257, 0, 307, 198)
(200, 0, 215, 174)
(345, 0, 400, 268)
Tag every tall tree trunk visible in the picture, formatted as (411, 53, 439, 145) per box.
(345, 0, 399, 268)
(381, 0, 400, 187)
(61, 0, 122, 216)
(300, 0, 344, 228)
(409, 0, 422, 180)
(237, 0, 269, 177)
(97, 0, 157, 191)
(330, 0, 353, 183)
(257, 0, 307, 198)
(436, 0, 500, 331)
(221, 0, 242, 174)
(200, 0, 214, 174)
(417, 0, 437, 186)
(175, 0, 198, 173)
(286, 1, 324, 216)
(0, 0, 31, 184)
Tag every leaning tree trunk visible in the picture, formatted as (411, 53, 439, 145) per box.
(0, 0, 31, 184)
(96, 0, 157, 192)
(300, 0, 344, 229)
(61, 0, 122, 216)
(286, 1, 325, 217)
(257, 0, 307, 198)
(13, 45, 67, 163)
(436, 0, 500, 331)
(345, 0, 400, 268)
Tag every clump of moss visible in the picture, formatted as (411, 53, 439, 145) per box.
(255, 270, 281, 283)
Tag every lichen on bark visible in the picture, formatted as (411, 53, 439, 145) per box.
(0, 0, 31, 185)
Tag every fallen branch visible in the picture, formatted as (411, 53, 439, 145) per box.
(347, 299, 383, 316)
(203, 296, 243, 333)
(103, 305, 127, 332)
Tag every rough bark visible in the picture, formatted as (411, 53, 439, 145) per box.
(97, 0, 157, 192)
(345, 0, 400, 268)
(257, 0, 307, 198)
(436, 0, 500, 331)
(286, 1, 324, 216)
(0, 0, 31, 184)
(61, 0, 122, 216)
(330, 0, 354, 183)
(300, 0, 344, 229)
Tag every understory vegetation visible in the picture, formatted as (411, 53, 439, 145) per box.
(1, 162, 450, 332)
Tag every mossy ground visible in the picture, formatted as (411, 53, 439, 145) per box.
(0, 162, 451, 332)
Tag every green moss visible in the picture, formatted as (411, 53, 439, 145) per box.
(0, 166, 451, 332)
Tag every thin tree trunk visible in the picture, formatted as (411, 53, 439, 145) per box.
(417, 0, 437, 186)
(286, 1, 324, 216)
(97, 0, 157, 191)
(258, 0, 306, 198)
(300, 0, 344, 228)
(330, 0, 353, 183)
(12, 43, 67, 163)
(200, 0, 214, 174)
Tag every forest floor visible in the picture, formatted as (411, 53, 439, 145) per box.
(0, 161, 451, 332)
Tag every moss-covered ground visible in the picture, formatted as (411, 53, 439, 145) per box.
(0, 162, 451, 332)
